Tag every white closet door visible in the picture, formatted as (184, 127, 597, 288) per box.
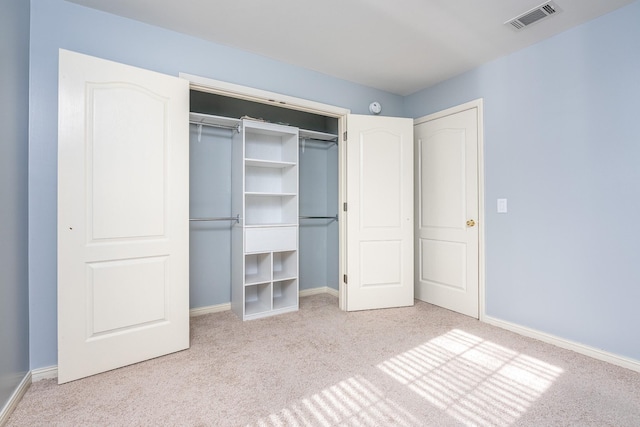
(345, 114, 414, 311)
(58, 49, 189, 383)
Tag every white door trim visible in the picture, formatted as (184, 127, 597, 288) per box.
(178, 72, 350, 310)
(414, 99, 486, 320)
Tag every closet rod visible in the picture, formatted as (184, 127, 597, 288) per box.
(190, 214, 240, 223)
(299, 137, 338, 145)
(189, 121, 240, 132)
(299, 215, 339, 221)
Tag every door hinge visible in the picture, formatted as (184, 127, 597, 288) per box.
(343, 202, 347, 212)
(343, 274, 348, 284)
(343, 131, 347, 141)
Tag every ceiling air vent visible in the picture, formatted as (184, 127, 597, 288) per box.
(506, 2, 562, 31)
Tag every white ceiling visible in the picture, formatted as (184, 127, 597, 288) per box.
(66, 0, 635, 95)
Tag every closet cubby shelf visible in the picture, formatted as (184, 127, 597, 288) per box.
(273, 276, 297, 283)
(273, 280, 297, 310)
(244, 277, 271, 286)
(273, 251, 297, 281)
(244, 282, 271, 316)
(244, 253, 271, 285)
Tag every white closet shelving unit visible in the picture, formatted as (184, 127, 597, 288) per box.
(231, 119, 300, 320)
(190, 111, 338, 319)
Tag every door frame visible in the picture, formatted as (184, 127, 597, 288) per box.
(413, 99, 486, 320)
(180, 73, 351, 310)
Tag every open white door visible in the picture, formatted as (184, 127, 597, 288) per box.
(414, 103, 481, 318)
(58, 50, 190, 383)
(345, 114, 414, 311)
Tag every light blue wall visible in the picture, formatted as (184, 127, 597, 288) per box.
(0, 0, 30, 409)
(28, 0, 403, 368)
(405, 1, 640, 361)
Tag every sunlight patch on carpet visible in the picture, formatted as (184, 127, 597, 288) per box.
(253, 375, 421, 426)
(376, 329, 564, 426)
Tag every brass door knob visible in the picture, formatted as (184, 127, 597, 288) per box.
(466, 219, 476, 227)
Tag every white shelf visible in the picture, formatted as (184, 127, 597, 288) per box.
(189, 112, 240, 129)
(245, 158, 296, 168)
(245, 123, 298, 163)
(245, 192, 297, 197)
(299, 129, 338, 142)
(244, 276, 270, 286)
(245, 194, 297, 226)
(245, 161, 297, 194)
(244, 223, 297, 228)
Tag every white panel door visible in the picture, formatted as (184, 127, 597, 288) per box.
(346, 115, 414, 311)
(414, 105, 480, 318)
(58, 49, 190, 383)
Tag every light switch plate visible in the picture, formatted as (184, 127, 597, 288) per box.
(497, 198, 508, 213)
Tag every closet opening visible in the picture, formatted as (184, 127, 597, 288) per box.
(187, 88, 344, 317)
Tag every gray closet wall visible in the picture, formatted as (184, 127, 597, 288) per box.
(189, 91, 339, 309)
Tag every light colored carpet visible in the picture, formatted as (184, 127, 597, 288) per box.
(7, 294, 640, 426)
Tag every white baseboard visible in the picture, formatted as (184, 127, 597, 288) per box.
(300, 286, 339, 298)
(483, 315, 640, 373)
(31, 366, 58, 382)
(0, 371, 31, 426)
(189, 302, 231, 317)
